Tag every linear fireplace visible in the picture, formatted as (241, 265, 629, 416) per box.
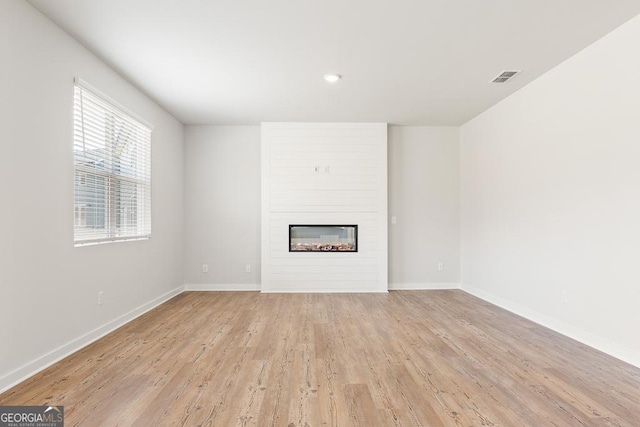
(289, 225, 358, 252)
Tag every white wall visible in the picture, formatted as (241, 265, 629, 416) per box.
(183, 125, 460, 291)
(0, 1, 184, 391)
(261, 123, 388, 293)
(183, 126, 261, 290)
(461, 14, 640, 367)
(388, 126, 460, 289)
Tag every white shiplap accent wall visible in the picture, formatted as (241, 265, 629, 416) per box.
(261, 123, 388, 292)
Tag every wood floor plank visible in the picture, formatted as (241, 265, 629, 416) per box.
(1, 290, 639, 426)
(343, 384, 379, 427)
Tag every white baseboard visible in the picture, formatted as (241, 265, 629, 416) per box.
(461, 284, 640, 369)
(388, 282, 460, 291)
(0, 286, 184, 394)
(261, 289, 389, 293)
(183, 283, 260, 291)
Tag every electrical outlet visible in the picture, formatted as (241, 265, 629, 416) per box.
(202, 264, 209, 273)
(98, 291, 104, 306)
(245, 264, 251, 273)
(391, 216, 397, 225)
(438, 262, 444, 271)
(561, 289, 569, 303)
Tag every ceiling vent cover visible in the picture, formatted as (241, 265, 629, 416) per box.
(491, 70, 521, 83)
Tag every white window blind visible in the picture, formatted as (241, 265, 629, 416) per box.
(73, 79, 152, 245)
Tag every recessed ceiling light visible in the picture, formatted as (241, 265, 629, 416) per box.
(323, 73, 342, 83)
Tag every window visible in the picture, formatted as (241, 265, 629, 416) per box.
(73, 79, 152, 245)
(74, 204, 87, 227)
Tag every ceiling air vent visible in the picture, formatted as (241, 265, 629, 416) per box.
(491, 70, 521, 83)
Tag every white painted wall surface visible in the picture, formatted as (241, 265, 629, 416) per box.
(460, 14, 640, 367)
(0, 1, 184, 391)
(261, 123, 388, 292)
(182, 125, 460, 291)
(183, 126, 261, 290)
(388, 126, 460, 289)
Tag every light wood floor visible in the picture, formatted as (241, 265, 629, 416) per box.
(1, 291, 639, 426)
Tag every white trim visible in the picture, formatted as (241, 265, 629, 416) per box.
(0, 286, 183, 394)
(261, 289, 389, 294)
(461, 284, 640, 369)
(74, 236, 150, 247)
(388, 282, 460, 291)
(183, 283, 260, 292)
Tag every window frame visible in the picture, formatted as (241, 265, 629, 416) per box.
(73, 78, 153, 246)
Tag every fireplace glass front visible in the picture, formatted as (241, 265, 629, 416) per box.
(289, 225, 357, 252)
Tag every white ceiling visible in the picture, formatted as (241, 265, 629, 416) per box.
(28, 0, 640, 126)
